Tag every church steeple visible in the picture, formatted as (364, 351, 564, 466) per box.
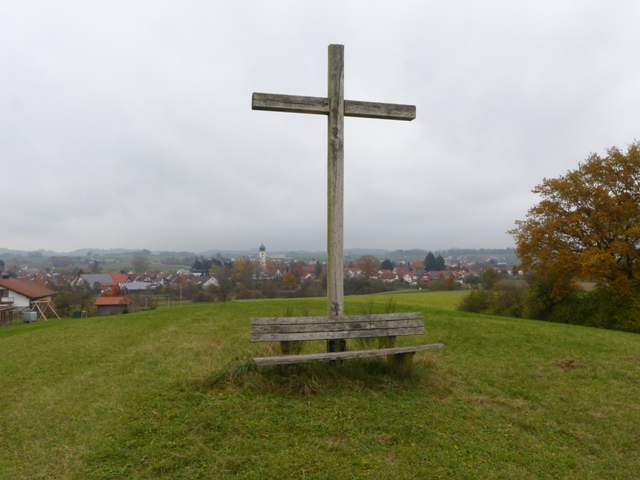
(259, 244, 266, 268)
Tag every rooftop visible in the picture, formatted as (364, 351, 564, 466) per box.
(0, 278, 57, 300)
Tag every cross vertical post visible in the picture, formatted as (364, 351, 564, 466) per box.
(327, 44, 344, 320)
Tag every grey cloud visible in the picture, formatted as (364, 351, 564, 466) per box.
(2, 1, 639, 252)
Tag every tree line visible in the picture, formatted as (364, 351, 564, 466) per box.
(459, 141, 640, 333)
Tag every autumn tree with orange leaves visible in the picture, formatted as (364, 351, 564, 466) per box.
(356, 255, 381, 279)
(101, 285, 122, 297)
(510, 141, 640, 300)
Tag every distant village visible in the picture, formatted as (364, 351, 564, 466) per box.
(0, 246, 518, 324)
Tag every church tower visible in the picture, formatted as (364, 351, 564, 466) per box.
(259, 244, 266, 269)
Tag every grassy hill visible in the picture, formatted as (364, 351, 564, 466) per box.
(1, 292, 639, 479)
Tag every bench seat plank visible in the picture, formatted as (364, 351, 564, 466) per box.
(253, 343, 445, 366)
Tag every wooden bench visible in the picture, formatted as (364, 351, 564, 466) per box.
(250, 312, 444, 375)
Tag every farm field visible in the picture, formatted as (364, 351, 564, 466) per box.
(1, 291, 639, 479)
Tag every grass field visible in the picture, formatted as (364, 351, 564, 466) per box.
(1, 291, 639, 479)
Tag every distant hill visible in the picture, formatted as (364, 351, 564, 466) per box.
(0, 246, 519, 266)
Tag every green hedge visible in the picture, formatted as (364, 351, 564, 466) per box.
(458, 277, 640, 334)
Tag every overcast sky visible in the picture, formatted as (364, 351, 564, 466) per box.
(2, 1, 638, 254)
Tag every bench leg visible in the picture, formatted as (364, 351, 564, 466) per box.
(387, 352, 415, 376)
(326, 339, 346, 353)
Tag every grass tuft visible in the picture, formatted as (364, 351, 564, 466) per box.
(353, 297, 398, 350)
(554, 358, 579, 370)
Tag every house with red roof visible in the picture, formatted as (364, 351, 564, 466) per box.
(379, 271, 399, 282)
(0, 278, 57, 309)
(0, 278, 59, 322)
(95, 296, 131, 316)
(417, 271, 432, 282)
(73, 273, 131, 292)
(343, 267, 360, 278)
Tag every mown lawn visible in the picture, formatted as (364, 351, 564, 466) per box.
(1, 292, 639, 479)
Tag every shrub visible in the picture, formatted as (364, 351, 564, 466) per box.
(574, 288, 640, 333)
(344, 277, 390, 295)
(459, 272, 640, 334)
(491, 281, 526, 318)
(193, 291, 216, 302)
(458, 281, 526, 317)
(426, 277, 445, 291)
(481, 267, 500, 290)
(457, 290, 493, 314)
(522, 274, 564, 320)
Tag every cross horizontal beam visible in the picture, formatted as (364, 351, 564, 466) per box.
(252, 92, 416, 121)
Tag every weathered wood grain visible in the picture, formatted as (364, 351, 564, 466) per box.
(251, 319, 424, 335)
(345, 100, 416, 120)
(251, 96, 416, 120)
(327, 44, 345, 321)
(250, 313, 426, 341)
(253, 343, 444, 366)
(250, 312, 422, 325)
(387, 351, 415, 376)
(252, 93, 328, 115)
(252, 327, 426, 342)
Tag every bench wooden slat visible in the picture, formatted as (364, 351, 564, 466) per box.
(251, 319, 424, 335)
(250, 312, 422, 326)
(251, 326, 426, 342)
(253, 343, 445, 366)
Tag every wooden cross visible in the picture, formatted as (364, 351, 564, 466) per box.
(252, 44, 415, 346)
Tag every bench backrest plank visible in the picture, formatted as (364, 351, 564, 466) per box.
(250, 312, 425, 342)
(251, 312, 422, 325)
(251, 319, 422, 335)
